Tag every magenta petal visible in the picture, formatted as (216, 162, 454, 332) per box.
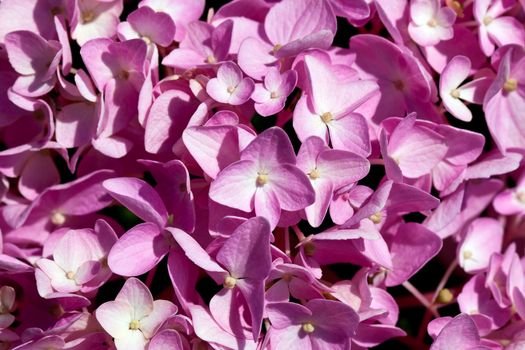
(217, 217, 272, 280)
(107, 223, 168, 276)
(386, 223, 442, 286)
(18, 153, 59, 200)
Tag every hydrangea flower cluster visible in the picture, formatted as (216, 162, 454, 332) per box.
(0, 0, 524, 349)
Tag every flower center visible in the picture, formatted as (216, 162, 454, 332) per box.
(369, 212, 382, 224)
(256, 172, 269, 186)
(302, 322, 315, 333)
(483, 16, 493, 26)
(304, 242, 316, 257)
(82, 11, 96, 23)
(227, 86, 235, 94)
(129, 319, 141, 330)
(270, 91, 279, 99)
(516, 191, 525, 203)
(117, 70, 130, 80)
(223, 276, 237, 289)
(450, 88, 461, 99)
(141, 36, 152, 45)
(65, 271, 75, 280)
(503, 78, 518, 92)
(51, 212, 66, 226)
(427, 18, 437, 27)
(463, 250, 473, 260)
(437, 288, 453, 303)
(207, 55, 217, 64)
(308, 168, 320, 180)
(271, 44, 282, 54)
(320, 112, 333, 124)
(393, 79, 405, 91)
(282, 274, 293, 282)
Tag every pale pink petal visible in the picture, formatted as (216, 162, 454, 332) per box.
(114, 330, 148, 350)
(240, 127, 296, 167)
(304, 179, 333, 227)
(237, 37, 277, 80)
(264, 0, 336, 47)
(270, 164, 315, 211)
(254, 186, 281, 229)
(327, 113, 371, 157)
(140, 300, 178, 339)
(228, 77, 255, 105)
(209, 160, 257, 212)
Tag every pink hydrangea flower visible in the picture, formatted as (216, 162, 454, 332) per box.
(206, 61, 255, 106)
(96, 277, 177, 350)
(408, 0, 456, 46)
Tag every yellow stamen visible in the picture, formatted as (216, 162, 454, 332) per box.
(369, 212, 382, 224)
(463, 250, 473, 260)
(302, 322, 315, 333)
(320, 112, 333, 124)
(272, 44, 282, 54)
(450, 88, 461, 99)
(65, 271, 75, 280)
(256, 172, 268, 186)
(270, 91, 279, 99)
(427, 18, 438, 27)
(483, 16, 493, 26)
(227, 86, 235, 94)
(223, 276, 237, 289)
(503, 78, 518, 92)
(129, 319, 141, 330)
(436, 288, 454, 304)
(51, 212, 66, 226)
(207, 55, 217, 64)
(308, 168, 320, 180)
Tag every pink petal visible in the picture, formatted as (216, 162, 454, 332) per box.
(108, 223, 168, 276)
(96, 300, 133, 338)
(55, 102, 97, 148)
(103, 177, 168, 228)
(254, 186, 282, 229)
(237, 37, 277, 80)
(386, 223, 442, 286)
(127, 7, 175, 47)
(209, 159, 257, 212)
(240, 127, 296, 167)
(459, 218, 503, 273)
(140, 299, 178, 338)
(4, 30, 60, 75)
(217, 216, 271, 280)
(304, 179, 333, 227)
(74, 260, 101, 285)
(148, 330, 184, 350)
(18, 153, 59, 200)
(264, 0, 336, 47)
(327, 113, 371, 157)
(229, 77, 255, 105)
